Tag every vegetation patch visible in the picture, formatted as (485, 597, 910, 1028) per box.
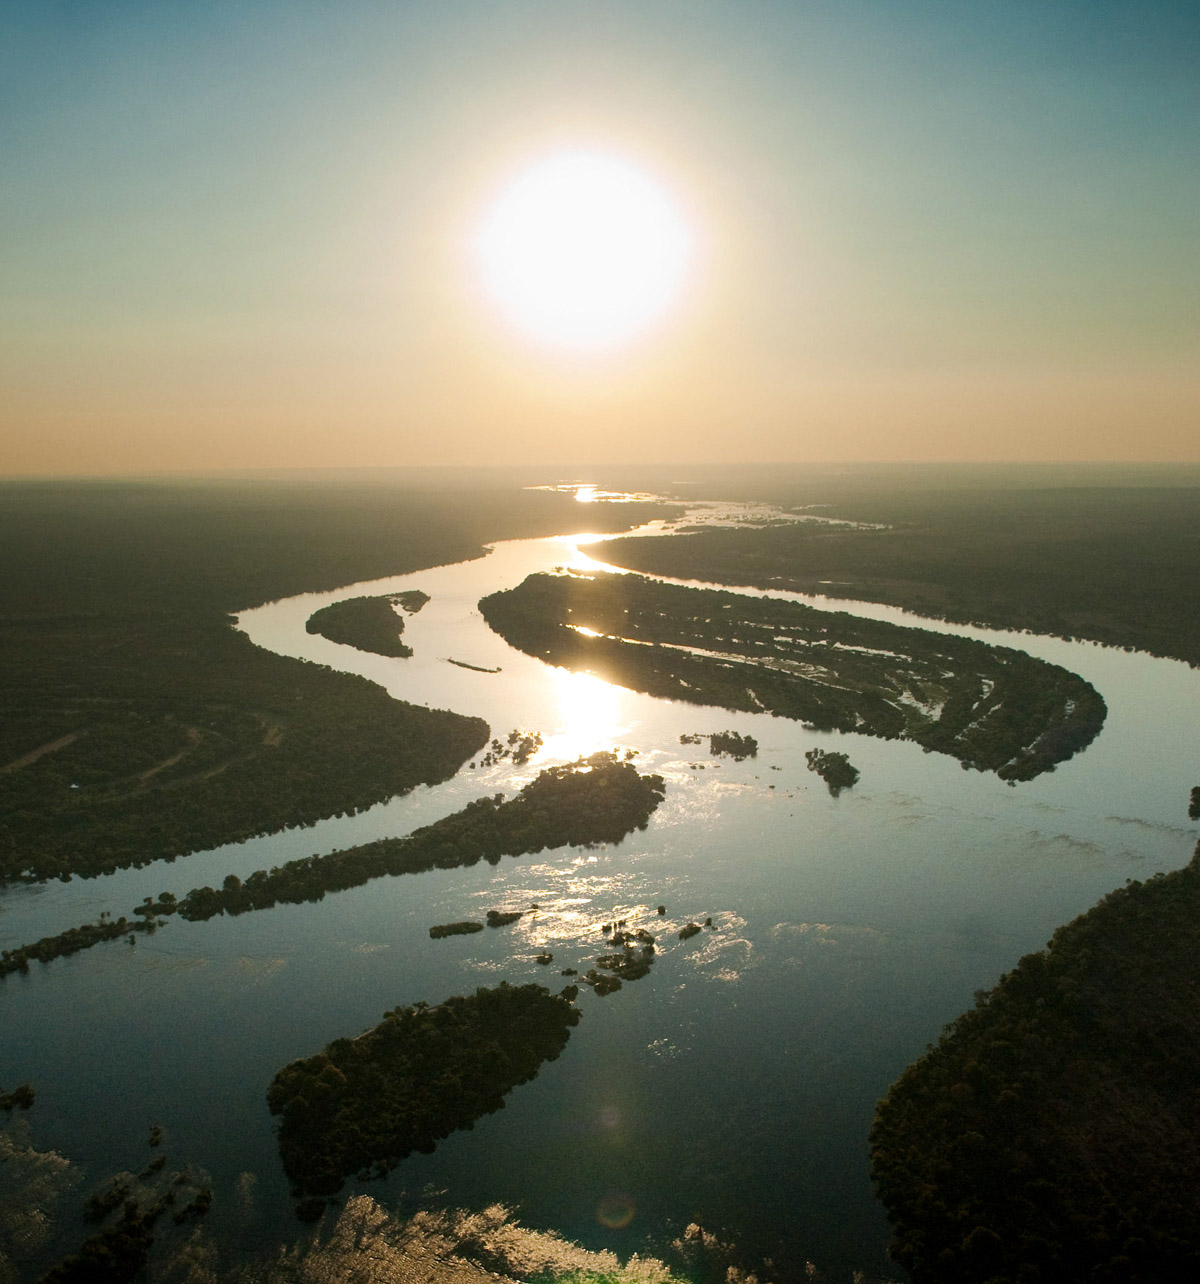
(267, 983, 580, 1204)
(0, 615, 487, 884)
(305, 593, 425, 657)
(480, 572, 1105, 782)
(871, 844, 1200, 1283)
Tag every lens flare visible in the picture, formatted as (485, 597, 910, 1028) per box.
(596, 1191, 637, 1229)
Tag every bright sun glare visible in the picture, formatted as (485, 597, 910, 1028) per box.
(473, 150, 694, 352)
(541, 668, 629, 761)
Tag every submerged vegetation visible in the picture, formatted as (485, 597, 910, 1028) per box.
(480, 572, 1105, 782)
(473, 729, 544, 768)
(805, 748, 860, 796)
(267, 983, 580, 1205)
(6, 1114, 214, 1284)
(305, 591, 428, 657)
(871, 843, 1200, 1283)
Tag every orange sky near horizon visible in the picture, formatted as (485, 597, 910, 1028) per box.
(2, 1, 1197, 478)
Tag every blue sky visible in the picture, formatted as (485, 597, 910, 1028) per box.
(2, 1, 1197, 474)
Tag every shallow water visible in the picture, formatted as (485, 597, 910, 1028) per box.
(3, 493, 1199, 1280)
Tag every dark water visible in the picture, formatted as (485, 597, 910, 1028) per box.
(4, 494, 1200, 1280)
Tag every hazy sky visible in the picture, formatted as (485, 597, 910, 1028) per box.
(2, 0, 1197, 476)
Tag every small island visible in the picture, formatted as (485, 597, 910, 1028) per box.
(682, 731, 758, 760)
(486, 909, 524, 927)
(804, 748, 859, 796)
(428, 921, 484, 939)
(306, 592, 428, 658)
(267, 983, 580, 1206)
(708, 730, 758, 760)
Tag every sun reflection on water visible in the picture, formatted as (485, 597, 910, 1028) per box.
(539, 667, 632, 761)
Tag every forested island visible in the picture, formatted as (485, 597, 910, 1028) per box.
(479, 571, 1105, 781)
(0, 479, 669, 884)
(171, 752, 664, 921)
(871, 842, 1200, 1283)
(1, 915, 158, 978)
(305, 591, 429, 657)
(267, 983, 580, 1208)
(0, 754, 666, 979)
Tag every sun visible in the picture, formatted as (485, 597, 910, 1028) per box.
(472, 149, 695, 352)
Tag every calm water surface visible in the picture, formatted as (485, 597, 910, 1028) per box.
(4, 493, 1199, 1281)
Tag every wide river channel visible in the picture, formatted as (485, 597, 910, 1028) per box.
(4, 489, 1200, 1281)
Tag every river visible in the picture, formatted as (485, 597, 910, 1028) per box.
(3, 489, 1199, 1281)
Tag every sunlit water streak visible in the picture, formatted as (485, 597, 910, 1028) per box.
(3, 491, 1200, 1280)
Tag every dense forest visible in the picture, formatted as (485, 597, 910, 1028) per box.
(480, 571, 1105, 781)
(267, 983, 580, 1208)
(870, 843, 1200, 1283)
(601, 478, 1200, 668)
(305, 593, 426, 657)
(0, 479, 669, 883)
